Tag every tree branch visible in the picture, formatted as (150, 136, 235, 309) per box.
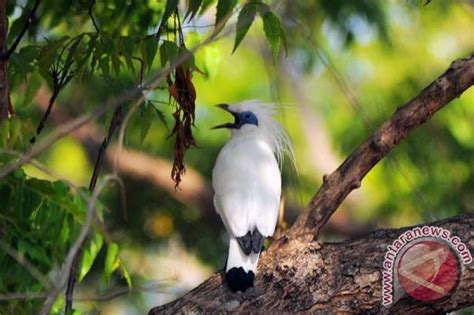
(0, 0, 41, 122)
(290, 55, 474, 240)
(151, 213, 473, 314)
(0, 1, 11, 120)
(64, 104, 123, 313)
(1, 0, 41, 60)
(88, 0, 101, 37)
(150, 55, 474, 313)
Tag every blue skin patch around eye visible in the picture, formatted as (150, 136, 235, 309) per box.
(235, 111, 258, 128)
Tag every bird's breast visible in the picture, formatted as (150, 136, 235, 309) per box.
(212, 137, 281, 195)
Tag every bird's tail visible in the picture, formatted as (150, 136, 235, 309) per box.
(225, 237, 260, 292)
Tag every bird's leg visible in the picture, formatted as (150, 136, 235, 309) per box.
(236, 231, 253, 255)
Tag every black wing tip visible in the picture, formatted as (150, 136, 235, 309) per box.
(252, 230, 263, 253)
(225, 267, 255, 292)
(237, 230, 265, 255)
(236, 232, 253, 255)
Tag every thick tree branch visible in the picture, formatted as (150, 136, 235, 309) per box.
(151, 55, 474, 313)
(0, 1, 10, 120)
(290, 55, 474, 240)
(151, 213, 473, 314)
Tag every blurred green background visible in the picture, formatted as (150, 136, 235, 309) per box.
(1, 0, 473, 314)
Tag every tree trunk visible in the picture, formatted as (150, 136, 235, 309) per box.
(0, 0, 11, 121)
(150, 55, 474, 314)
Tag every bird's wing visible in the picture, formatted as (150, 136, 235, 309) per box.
(213, 191, 251, 237)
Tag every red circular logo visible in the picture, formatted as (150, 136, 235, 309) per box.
(396, 240, 460, 301)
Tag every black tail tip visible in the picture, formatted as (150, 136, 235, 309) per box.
(225, 267, 255, 292)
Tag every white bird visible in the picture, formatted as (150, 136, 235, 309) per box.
(211, 100, 294, 292)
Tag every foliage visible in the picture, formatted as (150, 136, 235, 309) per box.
(0, 169, 128, 313)
(0, 0, 473, 313)
(1, 0, 291, 313)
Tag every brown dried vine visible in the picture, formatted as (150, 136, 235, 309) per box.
(167, 9, 197, 188)
(168, 64, 197, 188)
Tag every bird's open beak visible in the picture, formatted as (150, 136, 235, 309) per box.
(211, 104, 239, 129)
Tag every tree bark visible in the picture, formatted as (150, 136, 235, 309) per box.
(150, 213, 473, 314)
(0, 0, 11, 121)
(150, 54, 474, 314)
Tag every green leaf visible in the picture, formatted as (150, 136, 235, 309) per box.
(37, 38, 68, 79)
(141, 37, 158, 71)
(185, 0, 203, 21)
(159, 40, 179, 67)
(178, 46, 196, 70)
(119, 259, 132, 290)
(215, 0, 238, 33)
(99, 56, 110, 77)
(10, 46, 40, 79)
(18, 240, 51, 266)
(119, 36, 134, 57)
(62, 35, 84, 74)
(74, 34, 98, 73)
(78, 233, 104, 282)
(119, 36, 135, 73)
(233, 2, 258, 53)
(200, 0, 213, 14)
(104, 242, 119, 284)
(160, 0, 179, 32)
(90, 39, 104, 74)
(22, 73, 42, 107)
(111, 53, 122, 76)
(140, 102, 154, 145)
(153, 106, 170, 131)
(261, 11, 282, 61)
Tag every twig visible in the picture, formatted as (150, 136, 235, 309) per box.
(0, 0, 41, 60)
(30, 89, 60, 143)
(88, 0, 101, 36)
(30, 37, 81, 143)
(74, 282, 177, 302)
(64, 248, 82, 313)
(0, 281, 177, 302)
(0, 292, 47, 301)
(132, 56, 145, 87)
(64, 100, 124, 312)
(175, 7, 185, 47)
(89, 106, 124, 191)
(154, 1, 178, 40)
(63, 105, 124, 313)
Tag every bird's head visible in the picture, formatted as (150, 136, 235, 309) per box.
(212, 100, 295, 167)
(211, 103, 260, 132)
